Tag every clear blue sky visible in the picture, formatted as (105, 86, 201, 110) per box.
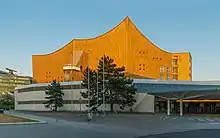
(0, 0, 219, 80)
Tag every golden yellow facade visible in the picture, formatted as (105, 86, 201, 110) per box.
(32, 17, 192, 83)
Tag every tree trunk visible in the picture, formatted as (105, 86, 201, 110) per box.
(110, 103, 114, 112)
(110, 91, 114, 112)
(54, 105, 57, 111)
(54, 101, 58, 111)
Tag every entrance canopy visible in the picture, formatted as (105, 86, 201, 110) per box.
(133, 79, 220, 99)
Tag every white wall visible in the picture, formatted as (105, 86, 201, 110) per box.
(15, 86, 155, 113)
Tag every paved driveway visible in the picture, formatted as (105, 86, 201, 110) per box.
(138, 129, 220, 138)
(1, 111, 220, 138)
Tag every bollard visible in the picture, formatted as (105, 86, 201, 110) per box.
(86, 112, 92, 121)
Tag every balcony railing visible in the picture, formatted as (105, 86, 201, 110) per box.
(63, 64, 81, 71)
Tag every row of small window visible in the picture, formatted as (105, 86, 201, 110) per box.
(138, 51, 163, 60)
(139, 68, 146, 71)
(160, 74, 170, 80)
(153, 57, 162, 60)
(0, 80, 28, 84)
(46, 76, 65, 79)
(139, 64, 147, 71)
(172, 59, 178, 65)
(160, 66, 178, 73)
(45, 76, 74, 83)
(139, 64, 146, 66)
(0, 77, 30, 81)
(160, 74, 178, 80)
(160, 66, 171, 73)
(139, 51, 148, 54)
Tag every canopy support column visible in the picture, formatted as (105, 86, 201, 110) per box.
(167, 99, 171, 116)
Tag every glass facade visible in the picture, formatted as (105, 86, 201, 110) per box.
(155, 99, 220, 114)
(0, 73, 32, 93)
(134, 83, 220, 93)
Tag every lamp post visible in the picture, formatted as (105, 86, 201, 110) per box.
(88, 50, 90, 111)
(102, 55, 105, 115)
(87, 50, 92, 121)
(79, 97, 82, 113)
(97, 59, 99, 108)
(70, 51, 74, 112)
(96, 58, 99, 116)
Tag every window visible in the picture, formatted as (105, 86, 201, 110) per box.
(166, 67, 171, 72)
(172, 59, 178, 65)
(166, 74, 170, 80)
(173, 75, 178, 80)
(160, 66, 165, 72)
(160, 73, 164, 80)
(152, 84, 157, 88)
(172, 67, 178, 73)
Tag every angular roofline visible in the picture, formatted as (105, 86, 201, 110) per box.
(33, 16, 188, 56)
(33, 16, 129, 56)
(126, 17, 172, 54)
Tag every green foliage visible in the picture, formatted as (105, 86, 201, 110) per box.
(0, 93, 14, 110)
(81, 55, 137, 112)
(44, 80, 64, 111)
(81, 67, 103, 111)
(99, 57, 137, 111)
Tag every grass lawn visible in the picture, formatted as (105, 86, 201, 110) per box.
(0, 114, 37, 123)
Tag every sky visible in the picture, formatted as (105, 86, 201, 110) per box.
(0, 0, 219, 81)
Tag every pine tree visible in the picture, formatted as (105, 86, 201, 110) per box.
(44, 80, 64, 111)
(116, 78, 137, 111)
(97, 55, 117, 111)
(98, 55, 137, 112)
(81, 55, 137, 113)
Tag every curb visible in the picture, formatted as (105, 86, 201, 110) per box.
(0, 112, 48, 125)
(0, 121, 47, 126)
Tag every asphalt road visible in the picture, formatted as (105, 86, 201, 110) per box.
(2, 111, 220, 138)
(0, 123, 132, 138)
(138, 129, 220, 138)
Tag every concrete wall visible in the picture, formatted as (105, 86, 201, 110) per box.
(15, 86, 155, 113)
